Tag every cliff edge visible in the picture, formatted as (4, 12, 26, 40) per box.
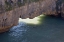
(0, 0, 64, 33)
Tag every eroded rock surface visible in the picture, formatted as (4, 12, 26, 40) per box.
(0, 0, 64, 33)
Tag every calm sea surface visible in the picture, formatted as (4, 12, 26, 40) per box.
(0, 15, 64, 42)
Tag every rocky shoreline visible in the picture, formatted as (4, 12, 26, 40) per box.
(0, 0, 64, 33)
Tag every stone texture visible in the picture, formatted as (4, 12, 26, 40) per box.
(0, 0, 64, 33)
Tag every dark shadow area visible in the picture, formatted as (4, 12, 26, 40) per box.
(56, 0, 62, 18)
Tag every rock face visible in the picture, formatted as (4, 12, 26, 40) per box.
(0, 0, 64, 33)
(61, 3, 64, 18)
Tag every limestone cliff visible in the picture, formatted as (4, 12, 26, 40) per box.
(0, 0, 64, 33)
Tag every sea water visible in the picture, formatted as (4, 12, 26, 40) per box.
(0, 15, 64, 42)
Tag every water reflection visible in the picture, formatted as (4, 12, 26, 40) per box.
(0, 15, 64, 42)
